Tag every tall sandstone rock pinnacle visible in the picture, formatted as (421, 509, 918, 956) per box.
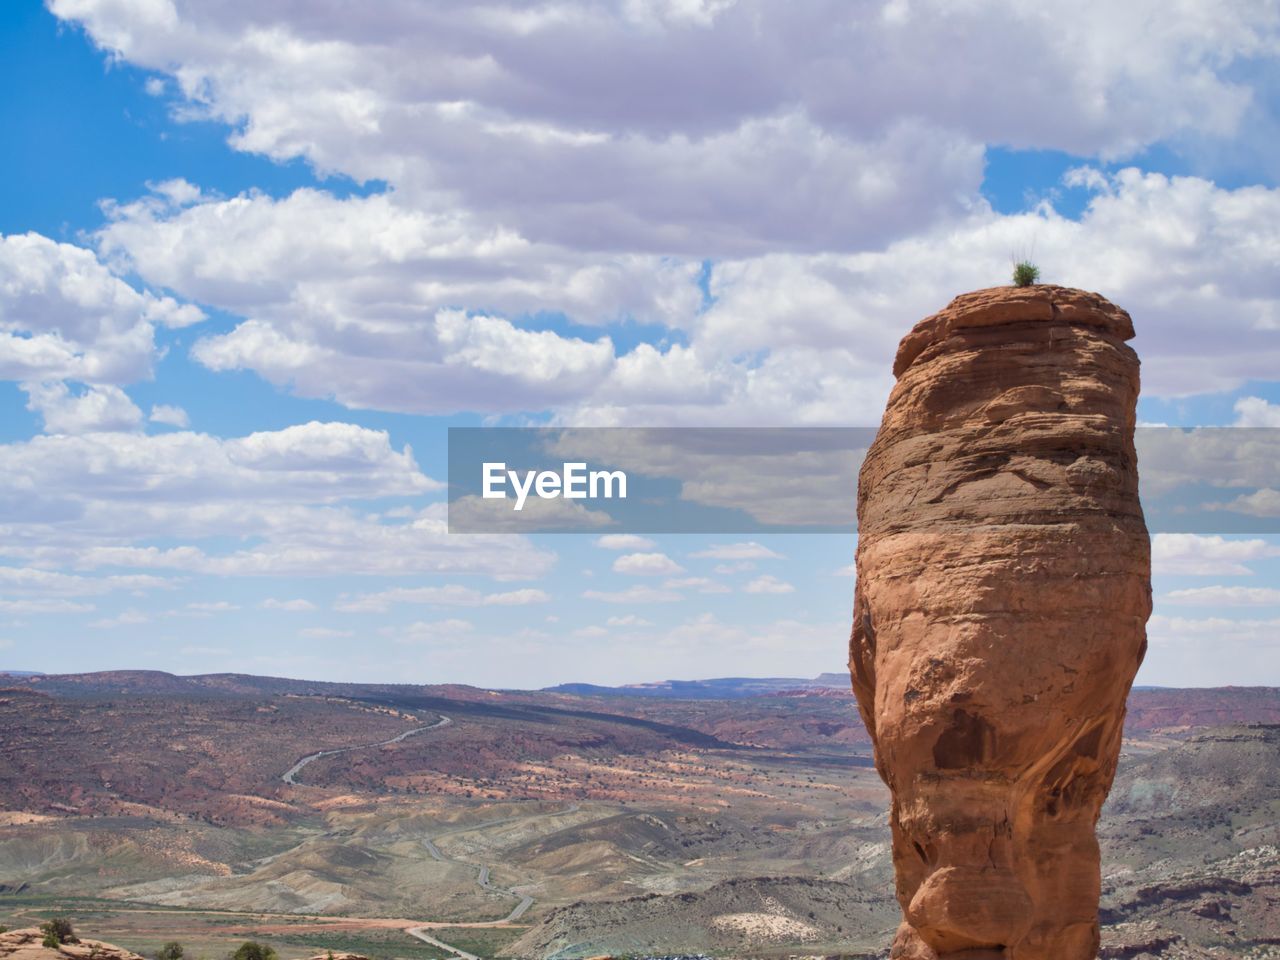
(850, 285, 1151, 960)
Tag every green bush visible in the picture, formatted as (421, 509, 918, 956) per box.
(1012, 260, 1040, 286)
(158, 942, 185, 960)
(41, 918, 78, 948)
(230, 943, 277, 960)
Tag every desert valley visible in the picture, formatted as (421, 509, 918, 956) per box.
(1, 671, 1278, 959)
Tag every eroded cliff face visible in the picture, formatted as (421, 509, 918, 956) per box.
(850, 285, 1151, 960)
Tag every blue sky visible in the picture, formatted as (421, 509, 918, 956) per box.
(2, 0, 1280, 688)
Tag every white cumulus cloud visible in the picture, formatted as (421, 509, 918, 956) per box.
(22, 382, 143, 434)
(1151, 534, 1280, 576)
(692, 541, 784, 561)
(335, 585, 550, 614)
(744, 574, 795, 594)
(0, 426, 552, 583)
(0, 232, 201, 385)
(595, 534, 656, 551)
(149, 404, 190, 428)
(583, 585, 683, 604)
(1164, 585, 1280, 606)
(51, 0, 1278, 254)
(260, 598, 316, 612)
(612, 551, 684, 576)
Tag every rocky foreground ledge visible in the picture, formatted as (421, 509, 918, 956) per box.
(0, 929, 145, 960)
(0, 932, 371, 960)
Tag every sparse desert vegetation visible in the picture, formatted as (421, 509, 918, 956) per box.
(1012, 259, 1040, 286)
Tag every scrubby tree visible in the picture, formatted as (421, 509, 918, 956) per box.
(41, 918, 78, 947)
(230, 943, 277, 960)
(158, 942, 185, 960)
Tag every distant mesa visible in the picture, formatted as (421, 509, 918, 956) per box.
(542, 673, 849, 699)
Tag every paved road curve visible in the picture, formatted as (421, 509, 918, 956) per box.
(405, 926, 481, 960)
(281, 715, 452, 785)
(420, 803, 581, 928)
(278, 716, 577, 958)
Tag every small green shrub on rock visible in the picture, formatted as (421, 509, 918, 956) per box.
(1013, 260, 1040, 286)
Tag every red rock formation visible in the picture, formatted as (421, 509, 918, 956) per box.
(850, 285, 1151, 960)
(0, 929, 144, 960)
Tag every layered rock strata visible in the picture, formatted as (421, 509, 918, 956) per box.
(850, 285, 1151, 960)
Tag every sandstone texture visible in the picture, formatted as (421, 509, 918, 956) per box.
(850, 285, 1151, 959)
(0, 929, 143, 960)
(0, 932, 373, 960)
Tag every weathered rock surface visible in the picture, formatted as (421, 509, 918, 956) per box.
(850, 285, 1151, 959)
(0, 931, 375, 960)
(0, 929, 143, 960)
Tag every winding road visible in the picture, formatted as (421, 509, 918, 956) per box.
(279, 715, 585, 959)
(417, 804, 580, 925)
(282, 716, 586, 957)
(405, 926, 482, 960)
(281, 714, 452, 785)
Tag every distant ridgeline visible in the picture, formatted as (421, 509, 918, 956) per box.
(543, 673, 851, 699)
